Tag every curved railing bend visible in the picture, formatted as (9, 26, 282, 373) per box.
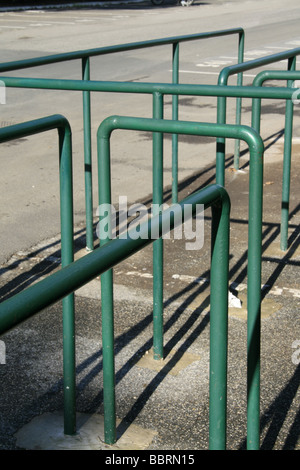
(0, 115, 76, 435)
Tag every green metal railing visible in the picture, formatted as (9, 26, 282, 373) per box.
(216, 47, 299, 184)
(1, 77, 293, 448)
(96, 115, 264, 450)
(1, 29, 299, 450)
(1, 66, 298, 451)
(0, 28, 244, 250)
(252, 70, 300, 251)
(0, 115, 76, 435)
(1, 76, 297, 190)
(0, 182, 231, 450)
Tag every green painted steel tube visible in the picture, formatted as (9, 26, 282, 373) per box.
(246, 130, 264, 451)
(97, 115, 264, 449)
(2, 76, 299, 100)
(58, 121, 76, 437)
(219, 47, 300, 86)
(281, 78, 294, 252)
(0, 28, 244, 210)
(152, 92, 164, 360)
(0, 28, 244, 211)
(96, 122, 115, 443)
(209, 187, 230, 450)
(82, 57, 94, 252)
(0, 185, 226, 330)
(0, 115, 76, 436)
(2, 74, 291, 448)
(217, 46, 300, 185)
(282, 58, 297, 249)
(0, 76, 287, 447)
(0, 29, 244, 74)
(252, 68, 300, 252)
(1, 73, 296, 207)
(233, 31, 245, 169)
(172, 42, 180, 204)
(0, 182, 230, 449)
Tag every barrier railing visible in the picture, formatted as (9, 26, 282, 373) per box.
(0, 28, 244, 250)
(1, 78, 291, 448)
(216, 46, 299, 184)
(1, 75, 297, 451)
(0, 115, 76, 435)
(97, 116, 264, 450)
(1, 29, 299, 450)
(252, 70, 300, 251)
(0, 182, 231, 450)
(1, 76, 297, 186)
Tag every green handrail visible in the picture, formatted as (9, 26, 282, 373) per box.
(0, 29, 245, 73)
(216, 47, 300, 184)
(1, 75, 296, 189)
(3, 76, 298, 97)
(0, 115, 76, 435)
(0, 28, 244, 250)
(0, 182, 231, 450)
(2, 76, 295, 448)
(97, 115, 264, 449)
(252, 69, 300, 251)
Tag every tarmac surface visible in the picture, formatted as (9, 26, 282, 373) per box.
(0, 131, 299, 451)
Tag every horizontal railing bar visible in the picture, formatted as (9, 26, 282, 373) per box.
(218, 47, 300, 84)
(253, 69, 300, 86)
(0, 28, 244, 73)
(97, 115, 263, 154)
(0, 114, 70, 141)
(0, 76, 298, 100)
(0, 184, 226, 336)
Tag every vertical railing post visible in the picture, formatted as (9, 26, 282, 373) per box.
(252, 67, 297, 252)
(82, 56, 94, 251)
(97, 129, 116, 445)
(246, 132, 264, 450)
(152, 92, 164, 360)
(209, 188, 230, 450)
(172, 42, 179, 204)
(233, 30, 245, 169)
(216, 94, 227, 186)
(281, 56, 296, 251)
(59, 122, 76, 436)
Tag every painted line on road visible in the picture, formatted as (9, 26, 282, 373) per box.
(0, 25, 25, 29)
(0, 18, 76, 25)
(171, 274, 300, 299)
(171, 69, 257, 77)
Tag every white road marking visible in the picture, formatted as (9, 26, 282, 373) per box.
(196, 60, 233, 68)
(265, 46, 291, 50)
(1, 18, 76, 25)
(174, 69, 257, 77)
(171, 274, 300, 299)
(0, 25, 25, 29)
(286, 40, 300, 46)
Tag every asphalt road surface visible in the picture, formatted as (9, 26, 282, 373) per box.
(0, 0, 300, 263)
